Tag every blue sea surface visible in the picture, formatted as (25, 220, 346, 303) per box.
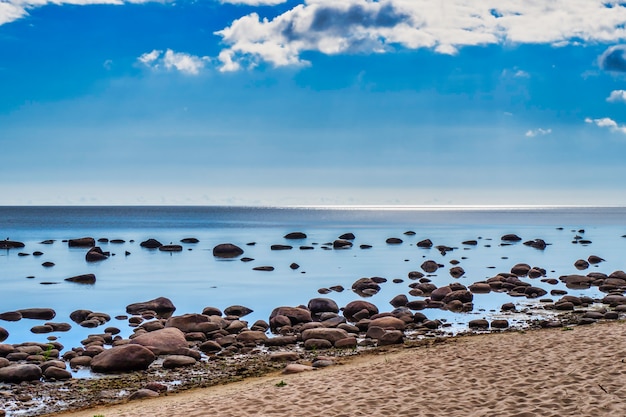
(1, 206, 625, 352)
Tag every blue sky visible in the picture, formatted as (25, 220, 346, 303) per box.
(1, 0, 626, 206)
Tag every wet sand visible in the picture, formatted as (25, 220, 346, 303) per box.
(49, 321, 626, 417)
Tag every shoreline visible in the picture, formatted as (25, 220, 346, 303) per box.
(44, 320, 626, 417)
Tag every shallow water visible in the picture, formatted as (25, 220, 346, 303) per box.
(1, 206, 625, 353)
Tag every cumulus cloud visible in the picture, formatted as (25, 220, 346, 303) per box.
(525, 128, 552, 137)
(0, 0, 159, 26)
(607, 89, 626, 102)
(599, 45, 626, 72)
(586, 117, 626, 134)
(215, 0, 626, 71)
(138, 49, 210, 75)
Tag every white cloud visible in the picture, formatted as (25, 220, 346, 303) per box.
(215, 0, 626, 71)
(0, 0, 160, 26)
(220, 0, 287, 5)
(586, 117, 626, 134)
(137, 49, 209, 75)
(607, 89, 626, 103)
(525, 128, 552, 137)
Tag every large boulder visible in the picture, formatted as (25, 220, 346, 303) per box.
(85, 247, 109, 262)
(0, 240, 25, 249)
(213, 243, 244, 258)
(130, 327, 189, 355)
(140, 239, 163, 249)
(224, 305, 253, 318)
(0, 364, 42, 383)
(68, 237, 95, 247)
(351, 278, 381, 297)
(65, 273, 96, 284)
(269, 307, 312, 328)
(301, 328, 349, 345)
(368, 316, 406, 331)
(308, 298, 339, 315)
(165, 314, 219, 333)
(91, 344, 156, 373)
(342, 300, 379, 322)
(17, 308, 56, 320)
(0, 327, 7, 343)
(126, 297, 176, 316)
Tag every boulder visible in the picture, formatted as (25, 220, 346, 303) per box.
(501, 234, 522, 242)
(369, 316, 406, 331)
(378, 330, 404, 346)
(308, 298, 339, 315)
(236, 331, 268, 345)
(180, 238, 199, 244)
(129, 389, 160, 401)
(449, 266, 465, 278)
(162, 355, 197, 369)
(269, 307, 312, 328)
(421, 260, 439, 273)
(417, 239, 433, 248)
(389, 294, 408, 308)
(284, 232, 307, 239)
(351, 278, 381, 297)
(511, 263, 531, 276)
(43, 366, 72, 380)
(0, 311, 22, 322)
(159, 245, 183, 252)
(68, 237, 95, 247)
(212, 243, 244, 258)
(65, 273, 96, 284)
(140, 239, 163, 249)
(0, 364, 42, 383)
(126, 297, 176, 316)
(342, 300, 378, 322)
(301, 328, 350, 345)
(0, 240, 25, 249)
(130, 327, 188, 355)
(165, 314, 217, 333)
(17, 308, 56, 320)
(91, 344, 156, 373)
(85, 247, 108, 262)
(0, 327, 7, 343)
(333, 240, 353, 249)
(224, 305, 254, 318)
(386, 237, 403, 244)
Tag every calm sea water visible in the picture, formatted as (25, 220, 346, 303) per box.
(1, 206, 625, 351)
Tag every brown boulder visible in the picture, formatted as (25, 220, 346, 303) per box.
(130, 327, 188, 355)
(301, 328, 349, 345)
(17, 308, 56, 320)
(342, 300, 379, 322)
(212, 243, 244, 258)
(369, 316, 406, 331)
(65, 273, 96, 284)
(126, 297, 176, 316)
(421, 260, 439, 273)
(68, 237, 95, 247)
(308, 298, 339, 315)
(0, 364, 42, 383)
(91, 344, 156, 373)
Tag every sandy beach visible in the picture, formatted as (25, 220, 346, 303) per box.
(48, 321, 626, 417)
